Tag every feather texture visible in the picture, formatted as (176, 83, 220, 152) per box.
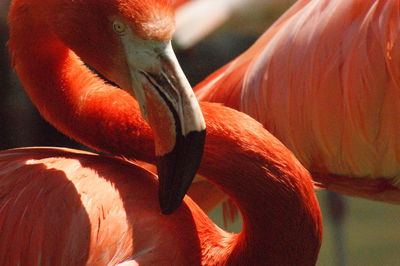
(196, 0, 400, 186)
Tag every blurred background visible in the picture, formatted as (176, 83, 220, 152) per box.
(0, 1, 399, 265)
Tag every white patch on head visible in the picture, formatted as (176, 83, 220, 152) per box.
(115, 28, 205, 135)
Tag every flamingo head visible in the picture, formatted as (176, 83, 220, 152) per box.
(48, 0, 206, 214)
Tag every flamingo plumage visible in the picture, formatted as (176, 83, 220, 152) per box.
(3, 0, 322, 263)
(195, 0, 400, 203)
(9, 0, 209, 214)
(0, 103, 322, 264)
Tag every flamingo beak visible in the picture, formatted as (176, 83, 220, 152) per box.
(123, 39, 206, 214)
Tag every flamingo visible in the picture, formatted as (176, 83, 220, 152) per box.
(8, 0, 210, 214)
(2, 0, 323, 262)
(195, 0, 400, 205)
(0, 104, 322, 264)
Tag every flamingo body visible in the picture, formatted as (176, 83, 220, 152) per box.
(0, 102, 322, 264)
(195, 0, 400, 201)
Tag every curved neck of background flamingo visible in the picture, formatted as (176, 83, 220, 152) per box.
(196, 105, 322, 265)
(8, 2, 155, 163)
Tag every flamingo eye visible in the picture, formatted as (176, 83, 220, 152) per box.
(113, 21, 126, 35)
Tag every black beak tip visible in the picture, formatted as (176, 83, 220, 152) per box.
(157, 171, 192, 215)
(158, 173, 193, 215)
(161, 207, 173, 215)
(157, 129, 206, 215)
(159, 196, 181, 215)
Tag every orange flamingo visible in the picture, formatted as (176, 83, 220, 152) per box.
(195, 0, 400, 203)
(0, 105, 322, 264)
(2, 0, 323, 263)
(9, 0, 208, 214)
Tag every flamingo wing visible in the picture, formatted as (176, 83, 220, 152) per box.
(0, 147, 202, 265)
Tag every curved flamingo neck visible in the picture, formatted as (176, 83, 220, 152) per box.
(8, 1, 155, 162)
(9, 2, 321, 263)
(197, 106, 322, 265)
